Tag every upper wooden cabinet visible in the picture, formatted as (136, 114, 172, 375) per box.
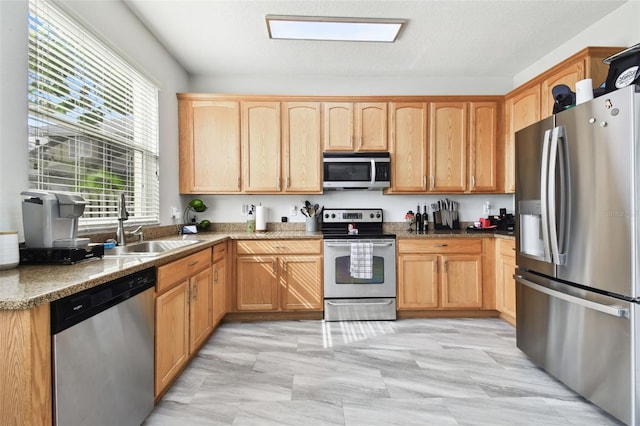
(282, 102, 322, 193)
(178, 100, 241, 193)
(323, 102, 388, 151)
(242, 101, 281, 192)
(503, 46, 623, 193)
(389, 100, 499, 194)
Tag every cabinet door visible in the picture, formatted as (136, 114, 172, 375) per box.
(355, 102, 388, 151)
(541, 61, 584, 118)
(242, 102, 281, 192)
(189, 267, 212, 353)
(429, 102, 467, 192)
(323, 102, 354, 151)
(155, 281, 189, 397)
(282, 102, 322, 193)
(179, 100, 240, 193)
(397, 254, 439, 309)
(468, 102, 498, 192)
(389, 102, 428, 192)
(496, 240, 517, 322)
(212, 256, 226, 325)
(236, 256, 279, 311)
(280, 255, 323, 311)
(440, 255, 483, 308)
(504, 85, 541, 193)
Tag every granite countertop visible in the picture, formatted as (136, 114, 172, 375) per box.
(0, 227, 512, 310)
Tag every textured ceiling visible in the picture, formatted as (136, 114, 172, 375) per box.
(124, 0, 628, 79)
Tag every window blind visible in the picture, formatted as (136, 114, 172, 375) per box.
(28, 0, 160, 231)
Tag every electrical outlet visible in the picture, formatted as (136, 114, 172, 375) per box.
(240, 204, 248, 216)
(289, 205, 297, 216)
(170, 206, 181, 219)
(483, 201, 491, 215)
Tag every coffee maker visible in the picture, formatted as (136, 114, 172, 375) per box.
(20, 190, 104, 264)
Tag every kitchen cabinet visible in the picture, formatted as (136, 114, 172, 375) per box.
(388, 102, 429, 192)
(242, 101, 282, 192)
(155, 248, 212, 398)
(178, 99, 241, 193)
(234, 239, 322, 312)
(468, 102, 499, 192)
(282, 102, 323, 193)
(495, 238, 516, 325)
(323, 102, 388, 151)
(429, 102, 467, 192)
(398, 238, 483, 310)
(211, 241, 227, 326)
(0, 303, 51, 426)
(503, 46, 622, 193)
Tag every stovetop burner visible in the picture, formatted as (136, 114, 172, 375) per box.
(321, 208, 395, 239)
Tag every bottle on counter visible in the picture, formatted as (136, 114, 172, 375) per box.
(415, 204, 422, 233)
(423, 203, 429, 232)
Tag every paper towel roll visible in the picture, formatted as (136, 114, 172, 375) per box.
(255, 205, 267, 232)
(575, 78, 594, 105)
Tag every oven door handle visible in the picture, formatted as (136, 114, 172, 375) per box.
(326, 300, 394, 306)
(325, 242, 394, 248)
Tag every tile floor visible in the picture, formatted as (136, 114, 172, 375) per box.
(144, 318, 623, 425)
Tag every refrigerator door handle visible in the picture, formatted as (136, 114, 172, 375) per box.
(515, 275, 629, 318)
(540, 129, 553, 263)
(548, 126, 567, 265)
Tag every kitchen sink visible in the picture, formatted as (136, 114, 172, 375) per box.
(103, 239, 203, 257)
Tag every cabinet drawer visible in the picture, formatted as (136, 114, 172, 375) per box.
(212, 242, 227, 261)
(499, 239, 516, 258)
(236, 239, 321, 255)
(398, 238, 482, 254)
(157, 248, 211, 293)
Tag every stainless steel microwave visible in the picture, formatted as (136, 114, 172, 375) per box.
(322, 152, 390, 190)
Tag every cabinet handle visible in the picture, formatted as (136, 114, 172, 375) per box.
(272, 260, 277, 274)
(214, 269, 218, 283)
(282, 260, 287, 272)
(471, 175, 476, 189)
(277, 176, 281, 191)
(435, 261, 439, 273)
(273, 245, 286, 249)
(444, 260, 448, 273)
(286, 177, 290, 189)
(188, 260, 199, 267)
(430, 176, 435, 189)
(423, 176, 427, 189)
(193, 282, 198, 300)
(187, 285, 192, 305)
(434, 244, 448, 247)
(237, 176, 240, 189)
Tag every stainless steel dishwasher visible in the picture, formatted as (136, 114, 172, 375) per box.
(51, 267, 155, 426)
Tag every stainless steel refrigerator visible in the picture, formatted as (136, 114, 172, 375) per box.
(515, 84, 640, 425)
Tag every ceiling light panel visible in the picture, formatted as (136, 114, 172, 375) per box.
(266, 15, 406, 42)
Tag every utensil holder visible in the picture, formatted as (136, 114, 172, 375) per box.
(305, 216, 318, 233)
(432, 212, 459, 230)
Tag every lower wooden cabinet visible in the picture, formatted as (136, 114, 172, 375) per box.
(398, 238, 484, 310)
(234, 239, 322, 312)
(495, 238, 516, 325)
(212, 242, 227, 325)
(155, 248, 212, 398)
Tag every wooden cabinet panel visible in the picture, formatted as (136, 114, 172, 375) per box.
(179, 100, 240, 193)
(441, 255, 483, 308)
(189, 267, 213, 353)
(282, 102, 322, 193)
(429, 102, 467, 192)
(541, 62, 583, 118)
(356, 102, 388, 151)
(323, 102, 354, 151)
(155, 281, 189, 396)
(236, 256, 279, 311)
(469, 102, 498, 192)
(389, 102, 428, 192)
(397, 254, 439, 309)
(236, 239, 321, 255)
(212, 254, 226, 325)
(157, 249, 211, 294)
(280, 255, 323, 310)
(242, 101, 281, 192)
(496, 239, 516, 324)
(398, 238, 482, 255)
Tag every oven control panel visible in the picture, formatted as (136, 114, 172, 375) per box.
(322, 208, 383, 223)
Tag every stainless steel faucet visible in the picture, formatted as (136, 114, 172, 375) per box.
(116, 193, 129, 246)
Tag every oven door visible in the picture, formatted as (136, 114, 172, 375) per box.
(323, 239, 396, 298)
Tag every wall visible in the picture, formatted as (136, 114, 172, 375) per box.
(513, 0, 640, 88)
(0, 0, 189, 239)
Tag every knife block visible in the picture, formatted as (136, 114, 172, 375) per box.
(432, 211, 459, 230)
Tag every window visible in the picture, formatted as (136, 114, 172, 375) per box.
(28, 0, 159, 232)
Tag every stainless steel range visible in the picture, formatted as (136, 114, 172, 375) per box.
(322, 208, 396, 321)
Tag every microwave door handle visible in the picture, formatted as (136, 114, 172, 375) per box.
(370, 159, 376, 186)
(540, 129, 553, 263)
